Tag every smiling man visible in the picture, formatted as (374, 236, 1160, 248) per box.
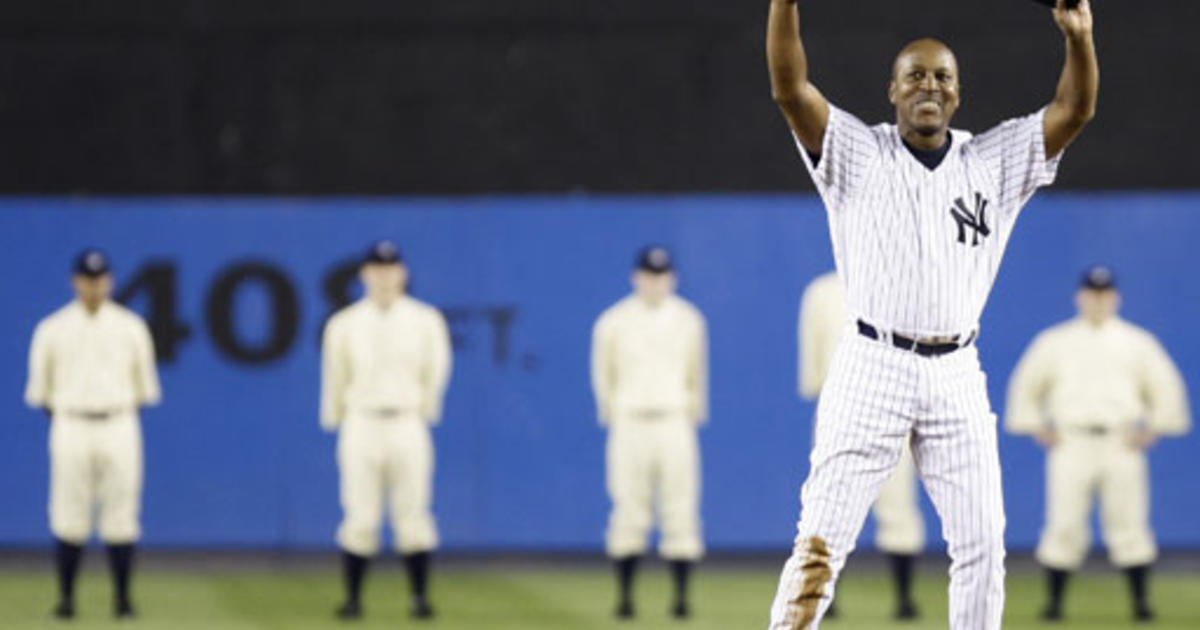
(764, 1, 1098, 629)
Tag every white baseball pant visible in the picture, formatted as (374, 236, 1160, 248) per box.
(337, 411, 438, 556)
(768, 330, 1005, 630)
(872, 442, 925, 555)
(1036, 432, 1155, 569)
(606, 412, 703, 560)
(49, 412, 143, 544)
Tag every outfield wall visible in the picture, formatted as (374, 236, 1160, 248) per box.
(1, 195, 1197, 551)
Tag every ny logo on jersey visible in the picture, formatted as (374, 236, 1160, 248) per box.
(949, 193, 992, 247)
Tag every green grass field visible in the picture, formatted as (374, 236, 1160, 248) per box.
(1, 565, 1198, 629)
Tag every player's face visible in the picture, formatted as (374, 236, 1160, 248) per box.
(889, 40, 961, 137)
(72, 274, 112, 311)
(632, 270, 676, 304)
(1076, 288, 1120, 324)
(360, 263, 407, 303)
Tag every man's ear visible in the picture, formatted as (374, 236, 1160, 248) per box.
(887, 79, 898, 105)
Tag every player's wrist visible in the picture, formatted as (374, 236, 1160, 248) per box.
(1062, 29, 1094, 45)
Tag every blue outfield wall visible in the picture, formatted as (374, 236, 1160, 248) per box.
(0, 194, 1198, 552)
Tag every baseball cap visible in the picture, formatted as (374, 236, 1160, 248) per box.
(1081, 265, 1116, 291)
(635, 245, 674, 274)
(72, 249, 111, 277)
(364, 240, 403, 265)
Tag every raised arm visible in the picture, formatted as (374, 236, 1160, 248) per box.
(767, 0, 830, 154)
(1043, 0, 1098, 158)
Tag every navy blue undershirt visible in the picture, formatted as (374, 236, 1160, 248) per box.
(902, 132, 952, 171)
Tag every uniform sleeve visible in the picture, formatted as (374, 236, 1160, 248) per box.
(319, 316, 348, 432)
(1138, 335, 1191, 436)
(795, 105, 881, 210)
(1005, 332, 1057, 434)
(132, 319, 161, 407)
(798, 281, 824, 400)
(420, 309, 454, 425)
(590, 312, 615, 426)
(971, 108, 1062, 213)
(688, 312, 710, 426)
(24, 322, 52, 409)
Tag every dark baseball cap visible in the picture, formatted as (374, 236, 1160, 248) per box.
(635, 245, 674, 274)
(364, 240, 403, 265)
(72, 249, 111, 277)
(1081, 265, 1116, 291)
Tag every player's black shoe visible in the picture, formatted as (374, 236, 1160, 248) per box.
(671, 600, 691, 619)
(51, 601, 74, 620)
(615, 600, 635, 620)
(1134, 605, 1156, 623)
(410, 597, 435, 620)
(1040, 604, 1063, 622)
(114, 600, 136, 620)
(334, 601, 362, 620)
(895, 600, 920, 621)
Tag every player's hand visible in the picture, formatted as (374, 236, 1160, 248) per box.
(1034, 428, 1060, 449)
(1125, 427, 1157, 451)
(1053, 0, 1093, 40)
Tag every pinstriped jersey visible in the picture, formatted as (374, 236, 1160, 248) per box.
(797, 106, 1061, 337)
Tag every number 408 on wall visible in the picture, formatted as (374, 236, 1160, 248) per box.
(115, 259, 527, 369)
(115, 259, 351, 366)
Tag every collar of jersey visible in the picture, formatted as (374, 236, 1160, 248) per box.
(895, 126, 958, 173)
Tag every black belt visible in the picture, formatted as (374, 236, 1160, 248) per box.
(857, 320, 974, 357)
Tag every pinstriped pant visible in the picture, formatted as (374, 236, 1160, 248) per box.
(768, 330, 1005, 630)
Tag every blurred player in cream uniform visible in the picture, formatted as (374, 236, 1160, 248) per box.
(591, 246, 708, 620)
(799, 271, 924, 620)
(25, 249, 160, 620)
(1006, 266, 1190, 623)
(321, 241, 452, 621)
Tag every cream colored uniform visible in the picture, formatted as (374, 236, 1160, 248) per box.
(592, 295, 708, 560)
(799, 272, 924, 555)
(322, 296, 452, 556)
(1006, 317, 1190, 569)
(24, 301, 160, 544)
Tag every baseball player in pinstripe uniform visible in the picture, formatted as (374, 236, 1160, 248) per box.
(765, 1, 1098, 628)
(321, 241, 452, 621)
(25, 250, 161, 620)
(799, 271, 925, 620)
(1006, 266, 1191, 622)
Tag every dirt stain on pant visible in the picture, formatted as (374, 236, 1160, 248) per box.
(789, 536, 833, 630)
